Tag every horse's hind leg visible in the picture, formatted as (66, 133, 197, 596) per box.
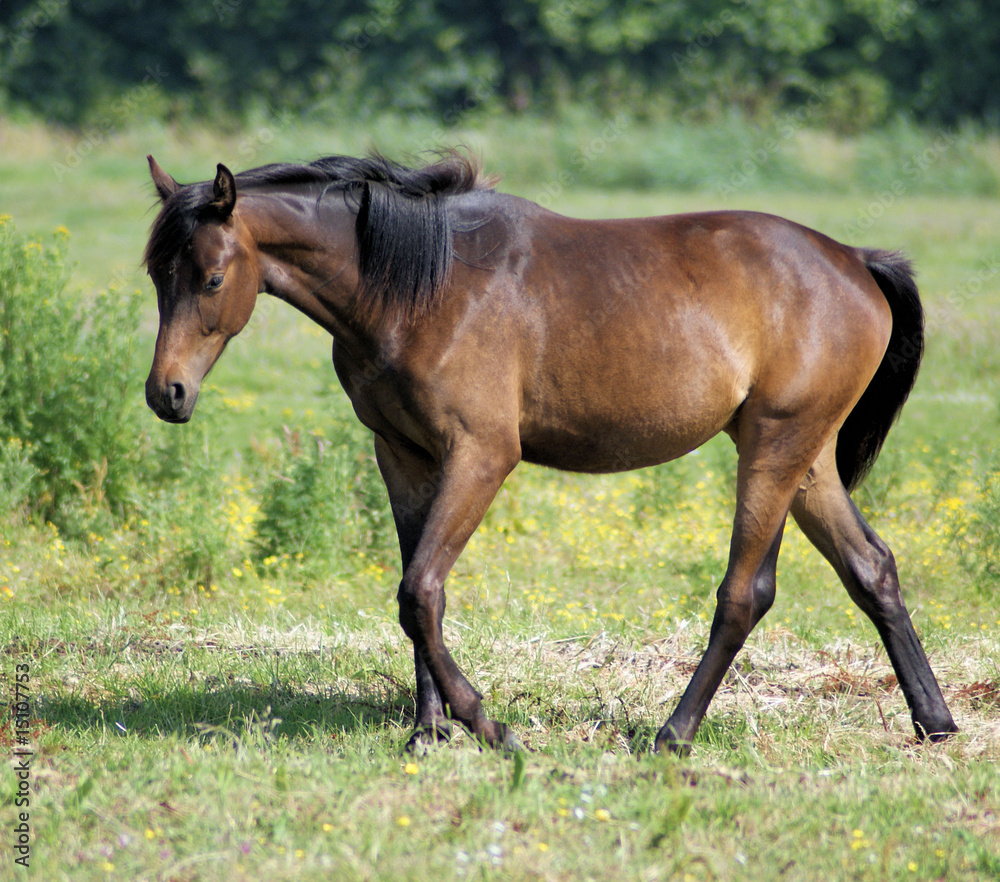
(656, 417, 811, 754)
(790, 442, 957, 741)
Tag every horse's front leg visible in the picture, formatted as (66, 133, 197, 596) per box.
(375, 438, 452, 746)
(374, 435, 520, 751)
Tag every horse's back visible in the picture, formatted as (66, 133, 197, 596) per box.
(502, 208, 891, 472)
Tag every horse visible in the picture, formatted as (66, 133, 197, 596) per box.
(142, 149, 957, 754)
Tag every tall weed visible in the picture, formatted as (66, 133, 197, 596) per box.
(964, 453, 1000, 590)
(0, 436, 37, 516)
(0, 218, 145, 531)
(253, 424, 395, 571)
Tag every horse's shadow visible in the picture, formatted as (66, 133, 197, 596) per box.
(36, 679, 416, 743)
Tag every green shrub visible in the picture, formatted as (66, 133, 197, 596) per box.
(134, 421, 238, 590)
(964, 454, 1000, 590)
(253, 425, 395, 570)
(0, 218, 145, 530)
(0, 436, 37, 516)
(816, 71, 891, 135)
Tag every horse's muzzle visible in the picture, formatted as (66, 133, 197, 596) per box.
(145, 374, 197, 423)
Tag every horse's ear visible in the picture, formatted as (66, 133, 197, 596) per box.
(209, 163, 237, 219)
(147, 154, 179, 201)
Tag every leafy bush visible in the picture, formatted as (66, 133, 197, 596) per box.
(0, 436, 37, 517)
(5, 0, 1000, 129)
(964, 455, 1000, 590)
(253, 425, 395, 570)
(131, 422, 239, 590)
(0, 218, 145, 530)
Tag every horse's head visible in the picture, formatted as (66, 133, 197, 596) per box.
(143, 156, 260, 422)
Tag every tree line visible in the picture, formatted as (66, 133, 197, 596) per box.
(1, 0, 998, 131)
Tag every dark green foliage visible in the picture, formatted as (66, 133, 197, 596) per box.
(1, 0, 998, 129)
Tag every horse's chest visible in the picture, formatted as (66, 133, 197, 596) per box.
(333, 353, 435, 448)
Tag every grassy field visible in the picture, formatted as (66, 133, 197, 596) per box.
(1, 118, 999, 880)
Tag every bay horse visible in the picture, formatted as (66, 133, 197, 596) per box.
(142, 150, 957, 754)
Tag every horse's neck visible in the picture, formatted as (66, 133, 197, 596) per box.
(242, 190, 372, 346)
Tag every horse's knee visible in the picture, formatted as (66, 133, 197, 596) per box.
(750, 570, 776, 623)
(710, 593, 756, 655)
(397, 574, 444, 642)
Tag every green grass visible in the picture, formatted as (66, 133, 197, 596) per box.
(3, 608, 998, 880)
(2, 117, 1000, 880)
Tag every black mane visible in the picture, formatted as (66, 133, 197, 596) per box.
(144, 150, 495, 322)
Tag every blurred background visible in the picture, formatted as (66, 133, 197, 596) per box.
(1, 1, 999, 611)
(2, 0, 999, 130)
(3, 1, 999, 285)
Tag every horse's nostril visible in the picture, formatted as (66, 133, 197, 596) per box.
(169, 382, 186, 408)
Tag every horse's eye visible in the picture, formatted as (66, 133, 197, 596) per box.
(204, 274, 224, 292)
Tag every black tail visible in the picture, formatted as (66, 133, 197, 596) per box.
(836, 249, 924, 492)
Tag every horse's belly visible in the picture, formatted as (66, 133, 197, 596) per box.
(519, 401, 736, 473)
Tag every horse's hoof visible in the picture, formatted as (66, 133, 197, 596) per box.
(474, 720, 522, 753)
(499, 726, 523, 754)
(916, 717, 959, 743)
(654, 723, 694, 758)
(653, 738, 692, 758)
(404, 722, 453, 754)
